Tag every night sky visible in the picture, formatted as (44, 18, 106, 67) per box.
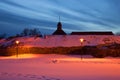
(0, 0, 120, 36)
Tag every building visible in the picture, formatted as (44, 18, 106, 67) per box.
(52, 22, 66, 35)
(71, 31, 114, 35)
(52, 21, 114, 35)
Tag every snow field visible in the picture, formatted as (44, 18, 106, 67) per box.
(0, 54, 120, 80)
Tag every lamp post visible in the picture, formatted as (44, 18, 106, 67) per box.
(15, 40, 19, 58)
(80, 38, 84, 60)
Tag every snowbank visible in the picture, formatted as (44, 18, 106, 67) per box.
(1, 35, 120, 48)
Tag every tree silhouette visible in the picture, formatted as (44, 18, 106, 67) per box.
(21, 28, 42, 37)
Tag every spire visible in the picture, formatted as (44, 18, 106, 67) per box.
(57, 16, 62, 30)
(59, 16, 60, 22)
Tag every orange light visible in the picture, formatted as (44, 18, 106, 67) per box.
(15, 40, 19, 44)
(0, 54, 40, 59)
(80, 38, 84, 43)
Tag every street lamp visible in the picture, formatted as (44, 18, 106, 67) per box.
(15, 40, 19, 58)
(80, 38, 84, 60)
(80, 38, 84, 45)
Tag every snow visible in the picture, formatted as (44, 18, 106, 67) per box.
(1, 35, 120, 48)
(0, 54, 120, 80)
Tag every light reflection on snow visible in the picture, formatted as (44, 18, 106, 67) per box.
(51, 58, 120, 64)
(56, 58, 109, 61)
(0, 54, 39, 59)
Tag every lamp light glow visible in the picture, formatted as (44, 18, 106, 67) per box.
(16, 41, 19, 44)
(80, 38, 84, 43)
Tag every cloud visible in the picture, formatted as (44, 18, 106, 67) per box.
(0, 0, 120, 36)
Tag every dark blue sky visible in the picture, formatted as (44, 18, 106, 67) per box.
(0, 0, 120, 36)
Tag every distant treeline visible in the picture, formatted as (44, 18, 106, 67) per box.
(0, 44, 120, 58)
(0, 28, 42, 39)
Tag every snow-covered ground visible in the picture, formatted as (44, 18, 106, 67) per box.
(0, 54, 120, 80)
(1, 35, 120, 48)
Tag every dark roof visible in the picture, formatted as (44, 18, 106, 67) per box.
(71, 31, 114, 35)
(52, 22, 66, 35)
(53, 29, 66, 35)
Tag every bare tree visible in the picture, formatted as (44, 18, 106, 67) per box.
(21, 28, 42, 37)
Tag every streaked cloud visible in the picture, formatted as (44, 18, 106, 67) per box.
(0, 0, 120, 36)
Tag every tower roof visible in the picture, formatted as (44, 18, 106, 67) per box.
(52, 22, 66, 35)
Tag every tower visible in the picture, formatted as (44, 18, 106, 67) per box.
(52, 17, 66, 35)
(57, 22, 62, 30)
(57, 16, 62, 30)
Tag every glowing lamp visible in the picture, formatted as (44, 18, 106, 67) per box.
(16, 41, 19, 44)
(15, 40, 20, 58)
(80, 38, 84, 43)
(80, 38, 84, 60)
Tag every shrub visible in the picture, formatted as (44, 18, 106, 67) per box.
(91, 49, 107, 58)
(0, 46, 120, 57)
